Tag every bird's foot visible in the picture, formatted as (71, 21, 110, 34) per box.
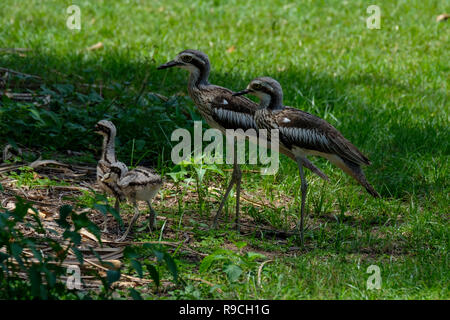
(117, 225, 124, 237)
(115, 235, 127, 242)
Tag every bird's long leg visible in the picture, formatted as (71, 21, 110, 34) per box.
(117, 201, 140, 242)
(146, 200, 157, 232)
(296, 157, 308, 245)
(212, 141, 240, 229)
(234, 162, 242, 233)
(114, 198, 121, 236)
(102, 214, 109, 233)
(102, 198, 119, 233)
(212, 165, 237, 228)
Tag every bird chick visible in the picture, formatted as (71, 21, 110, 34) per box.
(102, 161, 163, 242)
(94, 120, 126, 232)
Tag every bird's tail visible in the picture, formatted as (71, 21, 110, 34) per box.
(327, 155, 380, 198)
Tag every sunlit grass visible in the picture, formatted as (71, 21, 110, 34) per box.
(0, 0, 448, 299)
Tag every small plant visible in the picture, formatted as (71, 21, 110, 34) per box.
(0, 196, 180, 299)
(167, 156, 224, 217)
(0, 198, 101, 299)
(6, 166, 70, 188)
(199, 241, 266, 294)
(124, 243, 179, 291)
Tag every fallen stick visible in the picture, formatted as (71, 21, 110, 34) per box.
(114, 240, 208, 257)
(0, 67, 42, 79)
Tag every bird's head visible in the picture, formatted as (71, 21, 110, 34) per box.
(233, 77, 283, 109)
(94, 119, 116, 137)
(157, 49, 210, 74)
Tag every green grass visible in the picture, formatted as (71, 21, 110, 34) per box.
(0, 0, 448, 299)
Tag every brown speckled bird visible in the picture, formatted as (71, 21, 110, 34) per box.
(94, 120, 126, 232)
(158, 50, 328, 231)
(102, 161, 162, 242)
(233, 77, 380, 243)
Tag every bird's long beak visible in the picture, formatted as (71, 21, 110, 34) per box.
(232, 89, 251, 96)
(157, 60, 181, 70)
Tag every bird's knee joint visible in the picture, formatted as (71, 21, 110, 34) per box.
(233, 168, 242, 180)
(301, 182, 308, 193)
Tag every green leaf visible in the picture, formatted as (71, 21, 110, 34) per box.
(163, 252, 178, 282)
(43, 265, 57, 288)
(106, 270, 121, 285)
(10, 243, 25, 268)
(199, 254, 218, 273)
(153, 248, 164, 262)
(57, 205, 73, 229)
(63, 230, 81, 245)
(10, 242, 23, 258)
(246, 252, 267, 261)
(94, 204, 123, 226)
(71, 211, 92, 230)
(107, 206, 123, 226)
(145, 263, 160, 288)
(0, 252, 8, 264)
(29, 107, 45, 125)
(224, 264, 242, 283)
(25, 240, 43, 263)
(13, 197, 31, 220)
(29, 265, 42, 298)
(235, 241, 247, 249)
(124, 246, 140, 259)
(71, 247, 84, 264)
(93, 203, 108, 216)
(130, 259, 143, 278)
(128, 288, 143, 300)
(195, 167, 207, 183)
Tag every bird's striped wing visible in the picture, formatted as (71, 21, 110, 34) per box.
(274, 107, 370, 165)
(133, 167, 162, 184)
(209, 87, 258, 131)
(208, 89, 329, 180)
(118, 167, 161, 188)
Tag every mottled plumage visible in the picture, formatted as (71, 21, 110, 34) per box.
(234, 77, 380, 243)
(94, 120, 125, 232)
(258, 107, 371, 166)
(103, 162, 162, 242)
(158, 50, 328, 230)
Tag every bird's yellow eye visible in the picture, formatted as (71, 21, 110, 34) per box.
(181, 55, 193, 63)
(252, 83, 262, 90)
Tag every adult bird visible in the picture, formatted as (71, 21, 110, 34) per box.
(157, 50, 329, 231)
(233, 77, 380, 243)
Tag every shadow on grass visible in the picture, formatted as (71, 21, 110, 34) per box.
(0, 51, 447, 199)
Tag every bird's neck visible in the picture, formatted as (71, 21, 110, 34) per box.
(259, 93, 284, 111)
(188, 65, 210, 89)
(101, 133, 116, 164)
